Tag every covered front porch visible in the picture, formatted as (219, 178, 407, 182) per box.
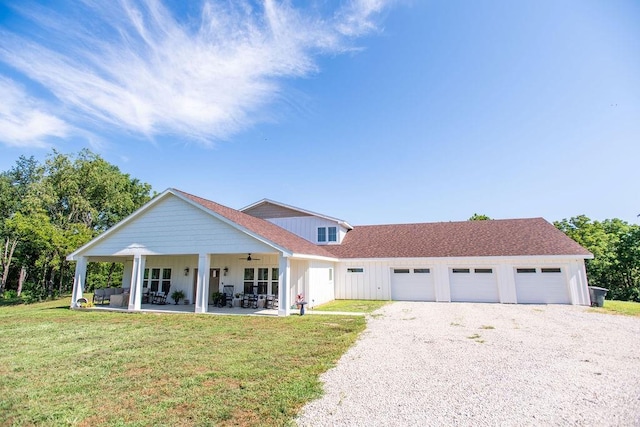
(69, 251, 331, 316)
(66, 189, 338, 316)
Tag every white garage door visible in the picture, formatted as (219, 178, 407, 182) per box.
(515, 267, 570, 304)
(449, 268, 499, 303)
(391, 268, 435, 301)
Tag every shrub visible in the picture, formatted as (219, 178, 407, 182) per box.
(3, 290, 18, 299)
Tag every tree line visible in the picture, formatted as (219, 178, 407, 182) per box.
(0, 149, 153, 302)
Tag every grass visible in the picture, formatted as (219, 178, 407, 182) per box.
(590, 300, 640, 317)
(312, 299, 389, 313)
(0, 298, 366, 426)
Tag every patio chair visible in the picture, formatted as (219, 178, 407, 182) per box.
(141, 287, 150, 304)
(223, 285, 234, 308)
(152, 286, 170, 305)
(93, 288, 107, 305)
(241, 294, 251, 308)
(265, 294, 276, 309)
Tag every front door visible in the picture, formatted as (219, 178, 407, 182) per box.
(208, 268, 220, 304)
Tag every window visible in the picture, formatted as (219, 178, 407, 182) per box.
(144, 268, 171, 292)
(541, 268, 562, 273)
(452, 268, 470, 273)
(414, 268, 430, 273)
(347, 268, 364, 273)
(517, 268, 537, 273)
(271, 268, 279, 296)
(475, 268, 493, 274)
(244, 268, 255, 294)
(393, 268, 410, 273)
(150, 268, 160, 291)
(161, 269, 172, 294)
(257, 268, 268, 294)
(318, 226, 338, 243)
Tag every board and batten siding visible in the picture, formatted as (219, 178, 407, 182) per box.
(265, 217, 348, 244)
(335, 257, 590, 305)
(307, 261, 336, 307)
(82, 195, 274, 256)
(289, 259, 309, 308)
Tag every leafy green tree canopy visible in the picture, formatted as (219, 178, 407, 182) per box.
(468, 213, 491, 221)
(0, 149, 154, 298)
(555, 216, 640, 301)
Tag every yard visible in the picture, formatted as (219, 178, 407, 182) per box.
(0, 298, 366, 426)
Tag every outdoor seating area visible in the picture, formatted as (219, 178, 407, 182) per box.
(238, 293, 278, 309)
(92, 287, 125, 305)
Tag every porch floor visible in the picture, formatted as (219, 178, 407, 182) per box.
(90, 303, 279, 316)
(86, 303, 364, 316)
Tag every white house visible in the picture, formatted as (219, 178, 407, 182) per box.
(67, 188, 593, 315)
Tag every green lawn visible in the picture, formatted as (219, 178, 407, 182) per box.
(590, 300, 640, 317)
(0, 298, 366, 426)
(313, 299, 390, 313)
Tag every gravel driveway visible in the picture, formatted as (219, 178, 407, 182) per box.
(297, 302, 640, 426)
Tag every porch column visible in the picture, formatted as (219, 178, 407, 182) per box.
(122, 259, 133, 289)
(278, 256, 291, 316)
(195, 254, 210, 313)
(128, 254, 146, 311)
(70, 256, 88, 308)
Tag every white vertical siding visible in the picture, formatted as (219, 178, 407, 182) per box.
(288, 259, 308, 307)
(308, 261, 336, 307)
(334, 257, 590, 305)
(432, 264, 451, 302)
(266, 217, 348, 244)
(567, 260, 590, 305)
(496, 264, 517, 303)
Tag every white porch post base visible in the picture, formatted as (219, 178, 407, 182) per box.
(278, 256, 291, 316)
(128, 254, 145, 311)
(195, 254, 210, 313)
(70, 256, 88, 308)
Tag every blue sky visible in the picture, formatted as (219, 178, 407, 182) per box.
(1, 0, 638, 226)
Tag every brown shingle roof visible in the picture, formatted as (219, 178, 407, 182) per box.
(173, 189, 336, 258)
(324, 218, 592, 259)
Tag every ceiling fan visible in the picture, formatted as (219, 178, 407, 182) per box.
(239, 253, 260, 261)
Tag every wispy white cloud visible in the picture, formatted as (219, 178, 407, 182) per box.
(0, 0, 393, 145)
(0, 77, 70, 147)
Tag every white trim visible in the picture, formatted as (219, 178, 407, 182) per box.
(290, 253, 339, 262)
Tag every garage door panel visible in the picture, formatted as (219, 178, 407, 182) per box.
(391, 269, 435, 301)
(516, 269, 570, 304)
(449, 269, 499, 303)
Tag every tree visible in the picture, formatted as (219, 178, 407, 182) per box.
(468, 213, 491, 221)
(0, 150, 153, 299)
(555, 216, 640, 301)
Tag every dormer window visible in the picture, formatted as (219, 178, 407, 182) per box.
(317, 226, 338, 243)
(328, 227, 337, 242)
(317, 227, 326, 242)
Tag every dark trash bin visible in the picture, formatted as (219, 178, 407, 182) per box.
(588, 286, 608, 307)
